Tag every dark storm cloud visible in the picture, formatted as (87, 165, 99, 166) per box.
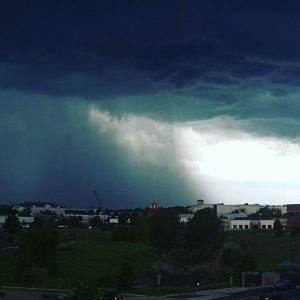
(0, 94, 195, 207)
(0, 1, 290, 94)
(1, 0, 300, 99)
(3, 1, 300, 205)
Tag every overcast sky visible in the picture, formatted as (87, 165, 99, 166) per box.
(2, 1, 300, 208)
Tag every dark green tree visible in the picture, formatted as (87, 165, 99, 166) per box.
(0, 206, 15, 216)
(186, 208, 222, 249)
(90, 216, 102, 229)
(249, 207, 282, 220)
(222, 242, 243, 266)
(67, 216, 83, 228)
(32, 214, 57, 229)
(148, 213, 179, 250)
(17, 228, 59, 282)
(273, 219, 283, 237)
(3, 213, 21, 234)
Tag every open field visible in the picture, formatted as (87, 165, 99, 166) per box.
(57, 240, 159, 287)
(0, 230, 160, 288)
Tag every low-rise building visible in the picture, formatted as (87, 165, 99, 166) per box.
(63, 212, 109, 224)
(188, 199, 287, 218)
(14, 202, 65, 215)
(260, 220, 275, 230)
(0, 215, 34, 225)
(230, 219, 251, 230)
(221, 218, 287, 231)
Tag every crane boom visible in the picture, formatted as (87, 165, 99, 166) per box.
(92, 190, 102, 210)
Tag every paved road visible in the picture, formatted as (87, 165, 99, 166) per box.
(2, 288, 300, 300)
(125, 288, 300, 300)
(0, 291, 66, 299)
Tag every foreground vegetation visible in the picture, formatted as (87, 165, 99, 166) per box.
(226, 230, 300, 271)
(0, 208, 294, 296)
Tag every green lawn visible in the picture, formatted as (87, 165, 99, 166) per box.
(57, 240, 159, 287)
(225, 230, 300, 270)
(0, 230, 159, 289)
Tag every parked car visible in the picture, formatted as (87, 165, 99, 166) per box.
(274, 279, 296, 290)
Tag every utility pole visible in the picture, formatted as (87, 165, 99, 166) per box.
(290, 235, 296, 272)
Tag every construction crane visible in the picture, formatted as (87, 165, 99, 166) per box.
(92, 190, 102, 211)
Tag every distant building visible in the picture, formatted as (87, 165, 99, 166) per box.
(187, 199, 215, 213)
(188, 199, 286, 218)
(148, 202, 159, 216)
(14, 202, 65, 215)
(230, 219, 251, 230)
(0, 215, 34, 225)
(63, 211, 109, 224)
(287, 204, 300, 232)
(150, 202, 159, 210)
(221, 218, 287, 231)
(109, 218, 119, 224)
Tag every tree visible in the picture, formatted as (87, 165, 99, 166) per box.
(0, 205, 15, 216)
(3, 213, 21, 234)
(186, 208, 222, 249)
(222, 242, 256, 273)
(274, 219, 283, 237)
(90, 216, 102, 229)
(67, 216, 83, 228)
(17, 228, 58, 282)
(222, 242, 243, 266)
(249, 207, 282, 220)
(32, 215, 57, 229)
(148, 213, 179, 250)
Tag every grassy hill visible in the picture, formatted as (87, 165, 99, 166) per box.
(0, 230, 159, 288)
(226, 230, 300, 271)
(0, 229, 298, 290)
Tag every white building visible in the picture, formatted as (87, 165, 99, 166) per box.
(14, 202, 65, 215)
(0, 215, 34, 225)
(259, 220, 275, 230)
(188, 199, 287, 217)
(221, 218, 287, 231)
(109, 218, 119, 224)
(63, 212, 109, 224)
(230, 219, 251, 230)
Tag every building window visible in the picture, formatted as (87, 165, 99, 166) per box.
(233, 225, 237, 229)
(289, 212, 295, 216)
(245, 225, 249, 229)
(268, 225, 272, 229)
(262, 225, 266, 229)
(239, 225, 243, 229)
